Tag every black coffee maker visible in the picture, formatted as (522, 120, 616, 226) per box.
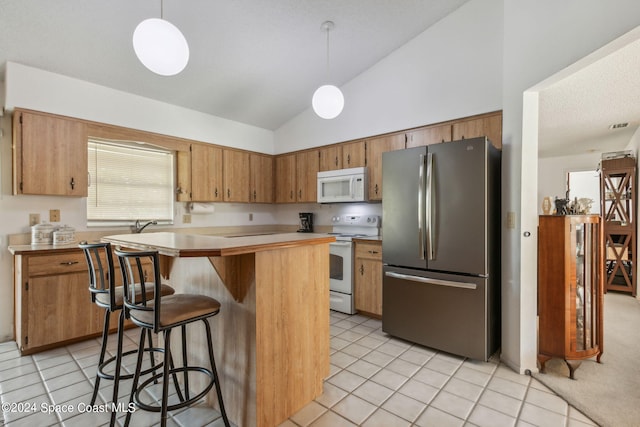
(298, 212, 314, 233)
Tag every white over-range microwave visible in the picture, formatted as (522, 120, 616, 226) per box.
(317, 167, 368, 203)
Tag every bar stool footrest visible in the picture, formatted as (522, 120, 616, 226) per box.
(133, 366, 216, 413)
(97, 347, 165, 381)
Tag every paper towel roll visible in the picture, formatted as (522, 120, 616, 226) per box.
(189, 203, 215, 214)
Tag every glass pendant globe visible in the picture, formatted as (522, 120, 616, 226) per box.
(312, 85, 344, 119)
(133, 18, 189, 76)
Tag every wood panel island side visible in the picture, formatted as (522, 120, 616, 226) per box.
(101, 232, 334, 427)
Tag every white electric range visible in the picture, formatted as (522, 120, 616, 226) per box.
(328, 214, 380, 314)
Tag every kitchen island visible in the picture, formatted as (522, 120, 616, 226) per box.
(101, 232, 334, 427)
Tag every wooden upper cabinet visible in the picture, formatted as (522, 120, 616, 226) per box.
(319, 145, 343, 171)
(452, 112, 502, 149)
(13, 109, 88, 196)
(223, 149, 250, 202)
(296, 150, 319, 202)
(250, 153, 274, 203)
(406, 124, 452, 148)
(191, 143, 223, 202)
(342, 140, 366, 168)
(275, 154, 297, 203)
(175, 149, 192, 202)
(366, 134, 405, 201)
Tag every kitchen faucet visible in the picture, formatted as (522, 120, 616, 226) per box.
(131, 220, 157, 233)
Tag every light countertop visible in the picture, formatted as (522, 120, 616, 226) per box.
(101, 231, 336, 257)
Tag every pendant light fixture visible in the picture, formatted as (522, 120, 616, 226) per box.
(133, 0, 189, 76)
(312, 21, 344, 119)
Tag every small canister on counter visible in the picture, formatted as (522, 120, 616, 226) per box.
(53, 225, 76, 245)
(31, 223, 55, 245)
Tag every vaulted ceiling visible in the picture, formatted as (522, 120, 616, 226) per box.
(0, 0, 470, 130)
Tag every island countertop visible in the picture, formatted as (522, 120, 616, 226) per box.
(101, 231, 335, 257)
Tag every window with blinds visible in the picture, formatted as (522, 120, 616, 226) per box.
(87, 140, 174, 226)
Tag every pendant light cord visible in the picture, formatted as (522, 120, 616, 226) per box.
(325, 25, 330, 80)
(321, 21, 335, 83)
(160, 0, 164, 19)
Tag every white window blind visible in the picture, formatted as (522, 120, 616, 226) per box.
(87, 140, 174, 225)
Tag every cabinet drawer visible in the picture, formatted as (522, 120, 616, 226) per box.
(355, 241, 382, 260)
(27, 251, 88, 276)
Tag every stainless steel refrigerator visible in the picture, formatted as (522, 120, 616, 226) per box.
(382, 137, 500, 361)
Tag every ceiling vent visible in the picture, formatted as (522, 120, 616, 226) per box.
(609, 122, 629, 130)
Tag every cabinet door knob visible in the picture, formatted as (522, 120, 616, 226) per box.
(347, 154, 351, 164)
(298, 189, 302, 199)
(375, 184, 379, 195)
(359, 264, 364, 275)
(60, 261, 79, 266)
(368, 250, 379, 254)
(215, 188, 218, 198)
(70, 177, 75, 190)
(335, 156, 338, 166)
(227, 189, 231, 198)
(253, 190, 257, 200)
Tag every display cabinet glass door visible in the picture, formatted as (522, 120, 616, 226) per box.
(573, 222, 599, 352)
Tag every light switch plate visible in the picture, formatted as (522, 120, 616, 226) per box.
(183, 214, 191, 224)
(50, 209, 60, 222)
(506, 211, 516, 229)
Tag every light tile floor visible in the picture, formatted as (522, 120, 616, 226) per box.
(0, 312, 597, 427)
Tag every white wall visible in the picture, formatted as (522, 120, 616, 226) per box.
(274, 0, 503, 153)
(538, 152, 602, 213)
(4, 62, 274, 155)
(503, 1, 640, 372)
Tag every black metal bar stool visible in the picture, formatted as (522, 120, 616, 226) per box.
(79, 242, 176, 426)
(115, 248, 230, 427)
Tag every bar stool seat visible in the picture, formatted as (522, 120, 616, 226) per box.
(115, 248, 230, 427)
(79, 242, 176, 427)
(130, 294, 220, 328)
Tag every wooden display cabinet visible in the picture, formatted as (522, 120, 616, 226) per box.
(537, 215, 603, 379)
(600, 156, 636, 295)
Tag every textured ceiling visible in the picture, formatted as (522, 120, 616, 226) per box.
(0, 0, 471, 130)
(538, 36, 640, 158)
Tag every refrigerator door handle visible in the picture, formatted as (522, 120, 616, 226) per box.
(418, 154, 426, 260)
(426, 152, 435, 260)
(385, 271, 477, 290)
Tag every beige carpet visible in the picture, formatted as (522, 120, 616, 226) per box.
(533, 292, 640, 427)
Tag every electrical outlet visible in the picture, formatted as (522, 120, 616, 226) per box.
(50, 209, 60, 222)
(29, 213, 40, 226)
(249, 213, 253, 221)
(183, 214, 191, 224)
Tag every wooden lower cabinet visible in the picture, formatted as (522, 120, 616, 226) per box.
(14, 250, 101, 354)
(537, 215, 603, 379)
(13, 248, 146, 355)
(354, 240, 383, 317)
